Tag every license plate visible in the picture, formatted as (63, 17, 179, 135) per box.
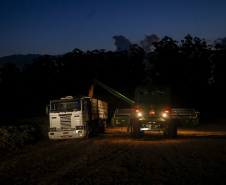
(63, 135, 70, 137)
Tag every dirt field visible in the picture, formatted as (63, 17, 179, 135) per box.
(1, 123, 226, 185)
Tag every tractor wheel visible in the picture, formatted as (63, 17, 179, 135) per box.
(164, 120, 177, 138)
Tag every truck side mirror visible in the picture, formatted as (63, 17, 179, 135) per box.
(46, 104, 50, 115)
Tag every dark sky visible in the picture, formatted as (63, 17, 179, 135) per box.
(0, 0, 226, 57)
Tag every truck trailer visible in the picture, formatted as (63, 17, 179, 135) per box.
(47, 96, 108, 139)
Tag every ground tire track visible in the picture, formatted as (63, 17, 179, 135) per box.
(89, 143, 135, 165)
(58, 135, 136, 184)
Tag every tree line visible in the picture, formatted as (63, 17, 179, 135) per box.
(0, 34, 226, 118)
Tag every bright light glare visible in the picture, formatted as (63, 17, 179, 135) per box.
(162, 113, 167, 117)
(138, 113, 142, 117)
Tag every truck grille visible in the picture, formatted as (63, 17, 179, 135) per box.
(59, 114, 72, 129)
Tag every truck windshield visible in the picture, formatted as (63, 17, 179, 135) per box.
(50, 101, 81, 112)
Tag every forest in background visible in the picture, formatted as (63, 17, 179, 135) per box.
(0, 34, 226, 121)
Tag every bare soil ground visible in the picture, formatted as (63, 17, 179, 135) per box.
(1, 123, 226, 185)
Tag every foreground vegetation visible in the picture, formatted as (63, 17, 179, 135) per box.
(0, 117, 49, 151)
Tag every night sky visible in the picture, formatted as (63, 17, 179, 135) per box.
(0, 0, 226, 57)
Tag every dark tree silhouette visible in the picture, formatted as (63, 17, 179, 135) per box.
(0, 63, 22, 116)
(147, 35, 213, 109)
(0, 34, 226, 119)
(180, 34, 212, 86)
(149, 36, 180, 85)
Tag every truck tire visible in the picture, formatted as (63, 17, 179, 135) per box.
(98, 120, 106, 133)
(164, 120, 177, 138)
(85, 123, 90, 139)
(87, 121, 98, 138)
(93, 120, 99, 136)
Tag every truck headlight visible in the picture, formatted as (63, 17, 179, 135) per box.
(76, 126, 85, 130)
(50, 127, 56, 131)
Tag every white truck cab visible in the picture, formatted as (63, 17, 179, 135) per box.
(48, 96, 108, 139)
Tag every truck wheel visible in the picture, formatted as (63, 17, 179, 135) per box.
(92, 120, 99, 136)
(87, 121, 98, 138)
(164, 120, 177, 138)
(85, 124, 90, 139)
(99, 120, 106, 133)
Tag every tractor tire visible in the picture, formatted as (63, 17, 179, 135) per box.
(164, 120, 177, 138)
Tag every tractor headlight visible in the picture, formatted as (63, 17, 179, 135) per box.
(161, 110, 170, 118)
(162, 113, 167, 117)
(138, 112, 142, 117)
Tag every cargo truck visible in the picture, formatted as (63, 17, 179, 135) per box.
(47, 96, 108, 139)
